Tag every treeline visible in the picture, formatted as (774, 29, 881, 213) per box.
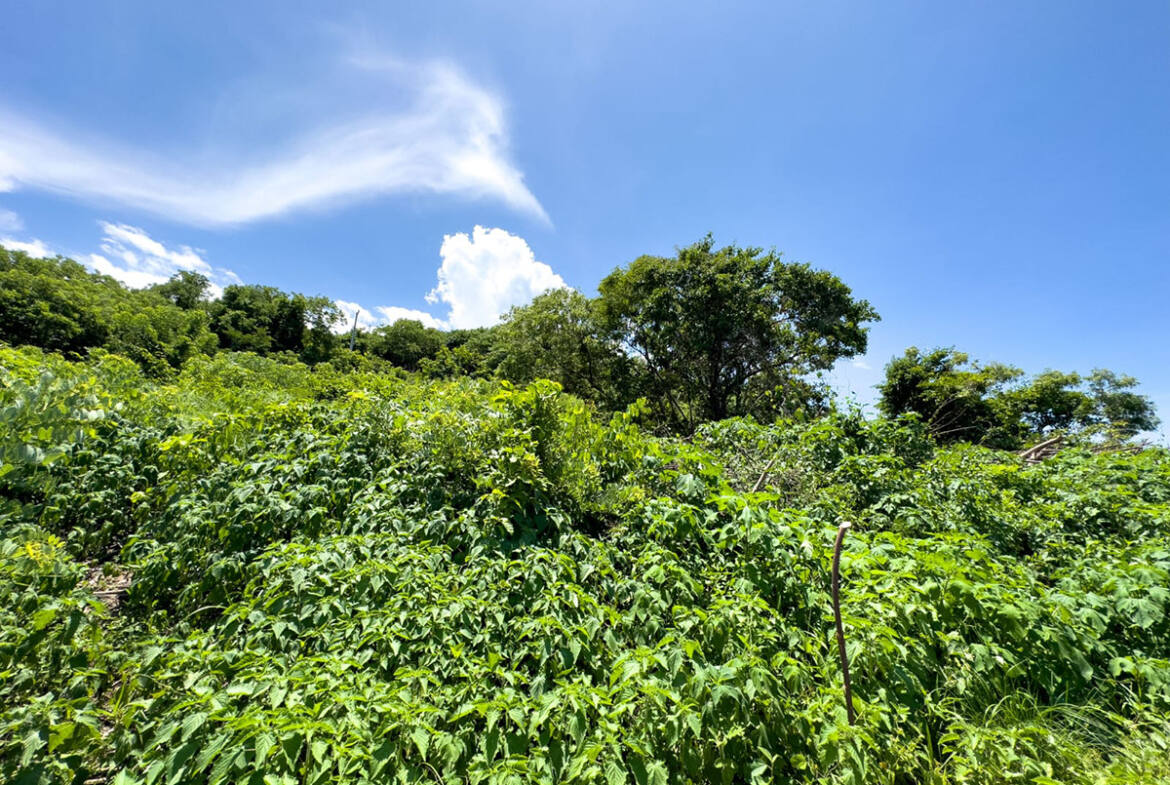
(0, 238, 1157, 446)
(0, 251, 338, 376)
(880, 347, 1159, 447)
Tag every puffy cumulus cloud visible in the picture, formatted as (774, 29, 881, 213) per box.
(1, 236, 52, 257)
(376, 306, 447, 330)
(333, 300, 382, 334)
(339, 227, 565, 333)
(0, 56, 546, 226)
(427, 226, 566, 329)
(0, 208, 21, 232)
(87, 222, 240, 296)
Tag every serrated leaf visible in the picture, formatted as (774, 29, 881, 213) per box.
(255, 732, 276, 763)
(181, 712, 208, 742)
(605, 759, 627, 785)
(411, 727, 429, 760)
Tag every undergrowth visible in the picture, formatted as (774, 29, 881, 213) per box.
(1, 345, 1168, 784)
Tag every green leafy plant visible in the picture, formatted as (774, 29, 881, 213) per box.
(0, 346, 1167, 784)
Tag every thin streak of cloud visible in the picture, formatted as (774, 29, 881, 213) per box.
(1, 237, 51, 257)
(0, 208, 22, 232)
(0, 57, 547, 226)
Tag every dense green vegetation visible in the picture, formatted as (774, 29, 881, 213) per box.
(878, 348, 1158, 449)
(2, 238, 881, 433)
(2, 238, 1167, 784)
(2, 346, 1168, 784)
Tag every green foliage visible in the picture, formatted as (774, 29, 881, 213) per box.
(3, 237, 885, 433)
(494, 289, 637, 411)
(597, 235, 879, 431)
(0, 248, 217, 375)
(879, 347, 1159, 448)
(207, 285, 341, 364)
(1086, 369, 1161, 437)
(147, 270, 211, 310)
(0, 525, 111, 785)
(364, 319, 446, 371)
(2, 346, 1169, 785)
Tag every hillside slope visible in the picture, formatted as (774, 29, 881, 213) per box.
(2, 347, 1168, 784)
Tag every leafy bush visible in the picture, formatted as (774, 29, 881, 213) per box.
(1, 346, 1168, 784)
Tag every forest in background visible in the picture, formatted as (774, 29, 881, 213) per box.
(1, 238, 1168, 785)
(0, 239, 1157, 447)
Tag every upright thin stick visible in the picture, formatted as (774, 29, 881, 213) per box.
(348, 309, 360, 351)
(832, 521, 856, 725)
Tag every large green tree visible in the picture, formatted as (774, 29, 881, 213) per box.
(207, 285, 341, 362)
(597, 236, 878, 431)
(148, 270, 211, 310)
(0, 246, 216, 374)
(878, 347, 1160, 447)
(494, 289, 636, 410)
(366, 319, 445, 371)
(877, 348, 1022, 446)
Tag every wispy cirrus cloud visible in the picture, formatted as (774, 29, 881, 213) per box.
(0, 236, 51, 258)
(0, 57, 546, 226)
(87, 222, 240, 296)
(0, 208, 22, 232)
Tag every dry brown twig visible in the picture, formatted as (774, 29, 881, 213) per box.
(1019, 434, 1064, 464)
(832, 521, 856, 725)
(751, 454, 781, 493)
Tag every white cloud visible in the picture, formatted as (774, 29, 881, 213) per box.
(333, 300, 451, 332)
(0, 57, 546, 226)
(1, 236, 52, 257)
(376, 306, 447, 330)
(333, 300, 381, 334)
(339, 226, 565, 333)
(427, 226, 566, 329)
(851, 358, 872, 370)
(9, 220, 563, 342)
(332, 300, 447, 334)
(87, 222, 239, 296)
(0, 208, 21, 232)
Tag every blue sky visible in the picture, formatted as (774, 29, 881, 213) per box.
(2, 1, 1168, 431)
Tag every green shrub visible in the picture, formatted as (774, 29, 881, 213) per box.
(0, 346, 1167, 784)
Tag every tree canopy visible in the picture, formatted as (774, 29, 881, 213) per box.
(597, 236, 879, 431)
(493, 289, 636, 410)
(207, 285, 341, 362)
(0, 247, 216, 375)
(2, 240, 1158, 443)
(878, 347, 1160, 447)
(364, 319, 446, 371)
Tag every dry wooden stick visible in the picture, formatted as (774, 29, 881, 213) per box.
(1019, 434, 1064, 463)
(832, 521, 856, 725)
(751, 454, 780, 493)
